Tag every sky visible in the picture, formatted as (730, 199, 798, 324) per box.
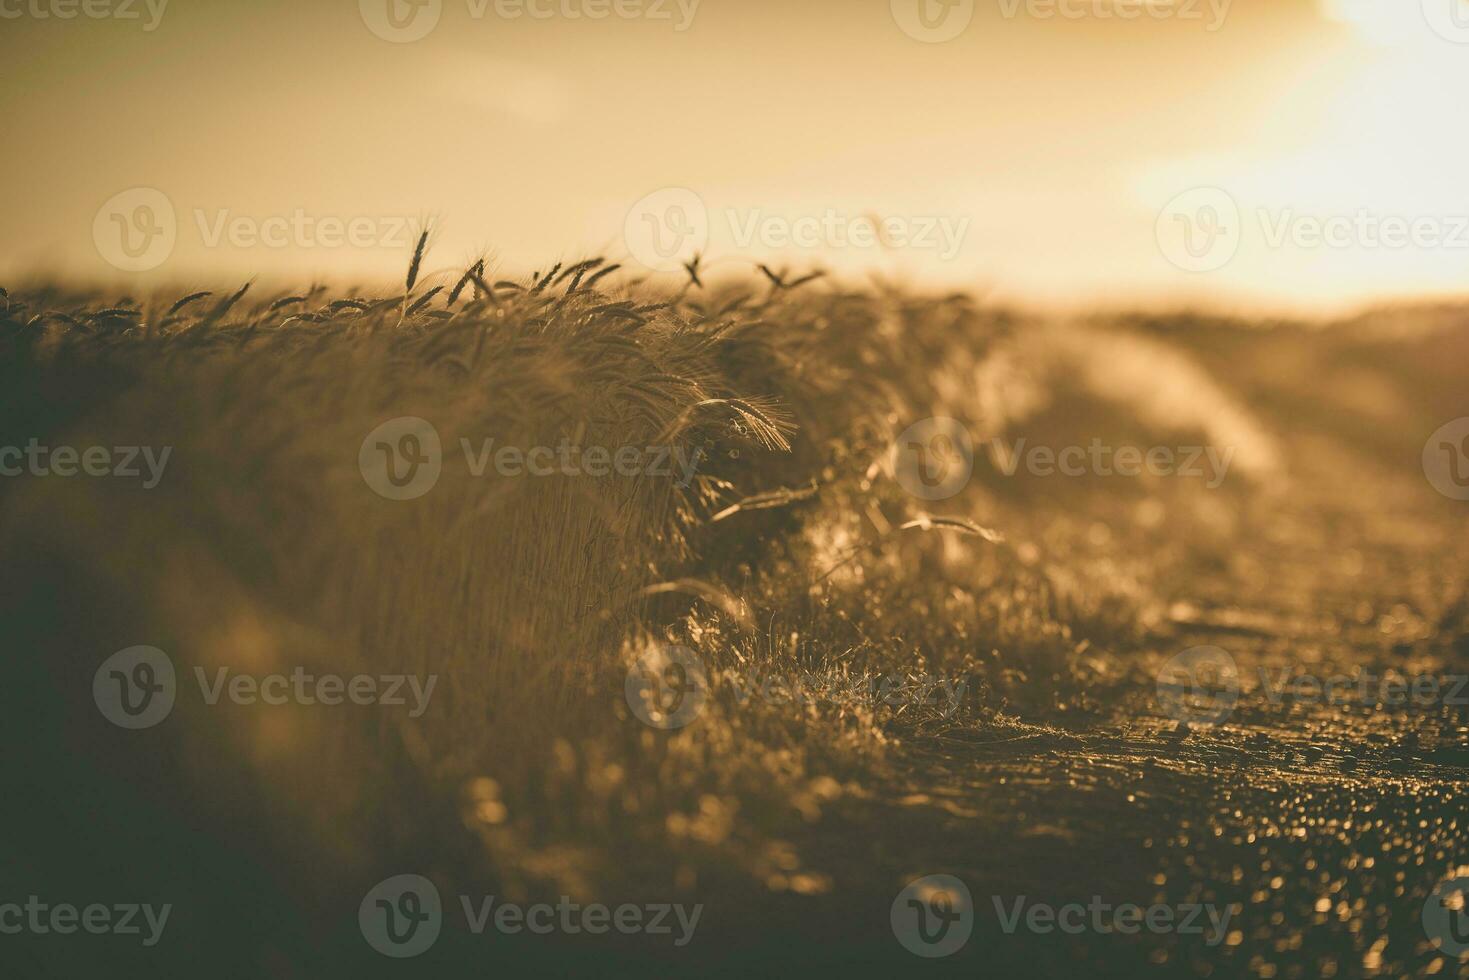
(4, 0, 1469, 314)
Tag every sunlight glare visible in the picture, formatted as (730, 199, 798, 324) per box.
(1320, 0, 1446, 46)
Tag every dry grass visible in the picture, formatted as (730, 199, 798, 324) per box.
(1, 254, 1065, 898)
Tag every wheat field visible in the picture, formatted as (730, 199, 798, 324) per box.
(3, 242, 1468, 976)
